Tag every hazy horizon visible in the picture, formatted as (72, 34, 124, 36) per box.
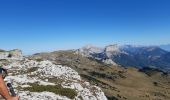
(1, 43, 170, 55)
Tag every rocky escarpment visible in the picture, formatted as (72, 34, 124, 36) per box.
(0, 49, 22, 59)
(2, 58, 107, 100)
(76, 45, 117, 66)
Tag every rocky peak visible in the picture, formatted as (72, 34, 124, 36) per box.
(104, 44, 120, 53)
(82, 45, 103, 53)
(9, 49, 22, 58)
(104, 44, 122, 58)
(77, 45, 103, 57)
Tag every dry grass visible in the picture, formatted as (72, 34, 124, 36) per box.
(23, 83, 77, 99)
(30, 50, 170, 100)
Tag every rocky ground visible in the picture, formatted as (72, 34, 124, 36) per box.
(0, 58, 107, 100)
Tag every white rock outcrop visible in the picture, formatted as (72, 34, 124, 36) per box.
(0, 49, 22, 59)
(3, 59, 107, 100)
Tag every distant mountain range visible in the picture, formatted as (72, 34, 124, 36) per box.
(77, 44, 170, 72)
(160, 44, 170, 51)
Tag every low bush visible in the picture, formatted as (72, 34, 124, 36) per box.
(153, 82, 158, 86)
(90, 71, 113, 79)
(27, 67, 39, 73)
(35, 58, 43, 62)
(107, 96, 118, 100)
(24, 84, 77, 99)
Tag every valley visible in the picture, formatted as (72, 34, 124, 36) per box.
(30, 49, 170, 100)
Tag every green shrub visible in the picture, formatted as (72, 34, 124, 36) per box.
(107, 96, 118, 100)
(24, 84, 77, 99)
(35, 58, 43, 62)
(153, 82, 158, 86)
(0, 59, 8, 62)
(27, 67, 39, 73)
(90, 71, 113, 79)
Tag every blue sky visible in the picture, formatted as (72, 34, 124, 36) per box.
(0, 0, 170, 54)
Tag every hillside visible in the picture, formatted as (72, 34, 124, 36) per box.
(31, 50, 170, 100)
(0, 50, 107, 100)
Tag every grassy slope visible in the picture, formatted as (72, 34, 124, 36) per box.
(30, 50, 170, 100)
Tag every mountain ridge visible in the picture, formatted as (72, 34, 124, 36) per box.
(77, 44, 170, 71)
(160, 44, 170, 51)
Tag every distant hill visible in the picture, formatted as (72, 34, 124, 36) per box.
(0, 49, 5, 52)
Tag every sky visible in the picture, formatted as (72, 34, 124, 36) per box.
(0, 0, 170, 54)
